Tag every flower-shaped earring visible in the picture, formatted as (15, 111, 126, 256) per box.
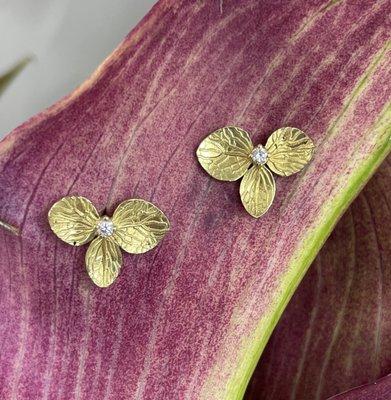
(48, 196, 170, 287)
(196, 126, 314, 218)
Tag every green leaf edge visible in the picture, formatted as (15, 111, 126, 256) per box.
(200, 43, 391, 400)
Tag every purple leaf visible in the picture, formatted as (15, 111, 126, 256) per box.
(0, 1, 390, 399)
(328, 374, 391, 400)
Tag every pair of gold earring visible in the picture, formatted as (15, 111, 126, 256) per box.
(48, 126, 314, 287)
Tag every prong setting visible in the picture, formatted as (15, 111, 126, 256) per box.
(251, 145, 268, 165)
(97, 216, 115, 237)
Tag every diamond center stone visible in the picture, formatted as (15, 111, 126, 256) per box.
(251, 145, 268, 165)
(97, 217, 115, 237)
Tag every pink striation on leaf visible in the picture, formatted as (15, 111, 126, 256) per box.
(0, 1, 390, 399)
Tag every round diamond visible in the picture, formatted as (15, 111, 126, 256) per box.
(97, 217, 115, 237)
(251, 145, 268, 165)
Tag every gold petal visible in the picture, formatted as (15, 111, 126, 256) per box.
(240, 165, 276, 218)
(85, 237, 122, 287)
(196, 126, 253, 181)
(265, 127, 315, 176)
(48, 196, 99, 246)
(112, 199, 170, 254)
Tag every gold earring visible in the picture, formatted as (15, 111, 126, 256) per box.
(48, 196, 170, 287)
(196, 126, 314, 218)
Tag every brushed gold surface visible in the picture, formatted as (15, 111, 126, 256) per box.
(197, 126, 314, 218)
(48, 196, 99, 246)
(196, 126, 253, 181)
(265, 127, 315, 176)
(113, 199, 170, 254)
(48, 196, 170, 287)
(85, 236, 122, 288)
(240, 165, 276, 218)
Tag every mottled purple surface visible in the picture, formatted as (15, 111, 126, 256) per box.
(0, 1, 390, 399)
(246, 159, 391, 400)
(329, 374, 391, 400)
